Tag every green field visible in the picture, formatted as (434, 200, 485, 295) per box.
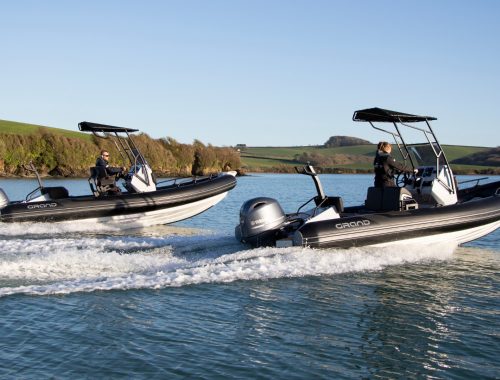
(239, 144, 497, 174)
(241, 145, 375, 158)
(0, 119, 92, 141)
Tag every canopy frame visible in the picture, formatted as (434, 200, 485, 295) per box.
(353, 107, 455, 195)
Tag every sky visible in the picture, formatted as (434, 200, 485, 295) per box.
(1, 0, 499, 147)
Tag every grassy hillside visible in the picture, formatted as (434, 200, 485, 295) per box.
(0, 119, 497, 175)
(0, 119, 92, 141)
(0, 120, 240, 177)
(239, 145, 498, 174)
(241, 145, 375, 158)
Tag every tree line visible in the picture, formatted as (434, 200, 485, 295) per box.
(323, 135, 371, 147)
(0, 128, 241, 177)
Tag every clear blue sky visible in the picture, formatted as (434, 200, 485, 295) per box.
(1, 0, 499, 147)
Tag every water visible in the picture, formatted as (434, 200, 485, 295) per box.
(1, 174, 499, 379)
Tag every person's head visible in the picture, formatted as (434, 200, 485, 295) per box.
(100, 150, 110, 161)
(380, 142, 392, 153)
(377, 141, 384, 150)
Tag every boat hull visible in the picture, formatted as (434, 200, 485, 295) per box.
(368, 220, 500, 247)
(292, 195, 500, 249)
(0, 173, 236, 227)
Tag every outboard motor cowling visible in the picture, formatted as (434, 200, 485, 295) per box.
(235, 197, 286, 247)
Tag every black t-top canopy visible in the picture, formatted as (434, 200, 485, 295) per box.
(78, 121, 139, 133)
(352, 107, 437, 123)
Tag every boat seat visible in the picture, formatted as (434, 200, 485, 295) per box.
(89, 167, 120, 196)
(365, 187, 418, 212)
(365, 187, 383, 211)
(41, 186, 69, 200)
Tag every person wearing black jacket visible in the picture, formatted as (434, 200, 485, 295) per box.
(373, 141, 384, 165)
(95, 150, 126, 176)
(373, 142, 415, 187)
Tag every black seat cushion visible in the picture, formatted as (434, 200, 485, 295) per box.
(41, 186, 69, 199)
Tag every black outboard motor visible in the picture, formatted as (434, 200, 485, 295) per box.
(235, 197, 286, 247)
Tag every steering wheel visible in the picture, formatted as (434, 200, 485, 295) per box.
(395, 172, 410, 188)
(115, 167, 128, 180)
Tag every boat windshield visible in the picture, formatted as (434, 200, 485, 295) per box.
(407, 143, 447, 167)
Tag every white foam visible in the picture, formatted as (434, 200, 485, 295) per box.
(0, 220, 122, 236)
(0, 237, 457, 297)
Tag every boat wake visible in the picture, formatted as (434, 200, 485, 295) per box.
(0, 219, 205, 238)
(0, 219, 128, 236)
(0, 231, 458, 297)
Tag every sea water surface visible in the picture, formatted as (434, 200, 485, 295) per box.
(0, 174, 499, 379)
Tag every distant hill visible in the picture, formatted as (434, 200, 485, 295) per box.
(451, 147, 500, 167)
(324, 136, 372, 148)
(238, 144, 499, 175)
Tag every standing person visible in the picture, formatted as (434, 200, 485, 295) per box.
(95, 150, 126, 177)
(373, 142, 415, 187)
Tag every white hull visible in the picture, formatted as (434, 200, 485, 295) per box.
(55, 191, 229, 229)
(369, 220, 500, 248)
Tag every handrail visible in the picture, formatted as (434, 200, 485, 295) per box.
(22, 161, 44, 190)
(458, 177, 489, 187)
(21, 161, 45, 201)
(297, 197, 316, 214)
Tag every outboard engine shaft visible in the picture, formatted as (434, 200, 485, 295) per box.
(235, 197, 286, 247)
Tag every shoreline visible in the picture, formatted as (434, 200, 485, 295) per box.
(1, 168, 499, 180)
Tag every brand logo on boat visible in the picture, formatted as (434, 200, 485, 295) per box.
(27, 203, 58, 210)
(335, 220, 370, 229)
(251, 218, 265, 226)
